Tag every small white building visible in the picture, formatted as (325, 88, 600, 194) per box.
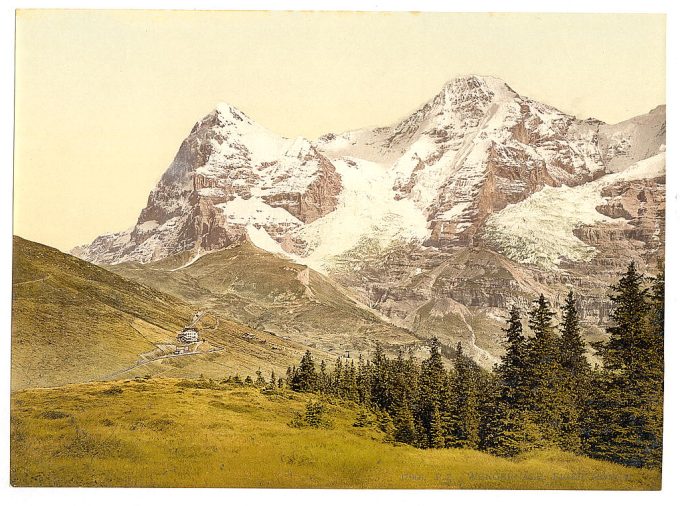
(177, 326, 199, 344)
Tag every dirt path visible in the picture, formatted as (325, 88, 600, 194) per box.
(12, 275, 51, 286)
(100, 344, 226, 380)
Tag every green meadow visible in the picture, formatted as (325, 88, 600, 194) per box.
(10, 378, 661, 489)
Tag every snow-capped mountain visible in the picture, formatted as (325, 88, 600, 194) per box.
(75, 75, 664, 270)
(73, 75, 665, 362)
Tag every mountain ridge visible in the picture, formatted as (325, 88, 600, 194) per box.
(70, 75, 665, 365)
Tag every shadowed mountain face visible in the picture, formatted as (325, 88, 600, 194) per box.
(71, 75, 665, 367)
(11, 236, 335, 389)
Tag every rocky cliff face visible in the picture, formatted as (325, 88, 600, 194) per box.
(76, 103, 342, 264)
(73, 75, 665, 366)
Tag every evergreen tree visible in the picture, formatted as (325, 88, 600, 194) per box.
(557, 290, 590, 452)
(559, 291, 589, 375)
(449, 343, 481, 449)
(331, 357, 343, 396)
(496, 306, 531, 408)
(255, 369, 267, 388)
(356, 354, 372, 405)
(291, 350, 317, 392)
(487, 306, 533, 455)
(371, 343, 391, 410)
(586, 262, 663, 468)
(393, 395, 416, 445)
(319, 360, 329, 394)
(353, 407, 371, 427)
(372, 409, 397, 443)
(415, 338, 446, 447)
(601, 262, 651, 379)
(430, 405, 446, 448)
(525, 294, 562, 445)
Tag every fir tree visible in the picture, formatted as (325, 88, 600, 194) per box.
(586, 262, 663, 468)
(370, 343, 391, 410)
(487, 306, 532, 454)
(291, 350, 317, 392)
(525, 294, 562, 445)
(559, 291, 589, 375)
(557, 290, 590, 452)
(430, 405, 446, 448)
(255, 369, 266, 388)
(393, 396, 416, 445)
(353, 408, 371, 427)
(449, 343, 481, 449)
(415, 338, 446, 447)
(496, 306, 531, 408)
(601, 262, 651, 379)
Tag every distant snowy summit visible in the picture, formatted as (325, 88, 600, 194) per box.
(73, 75, 665, 273)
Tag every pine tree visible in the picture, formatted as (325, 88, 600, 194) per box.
(525, 294, 562, 445)
(487, 306, 533, 455)
(356, 354, 372, 405)
(291, 350, 317, 392)
(449, 343, 481, 449)
(442, 369, 458, 448)
(393, 395, 416, 445)
(559, 291, 589, 375)
(319, 360, 329, 394)
(496, 306, 531, 408)
(601, 262, 651, 379)
(371, 343, 391, 410)
(485, 405, 542, 457)
(557, 290, 590, 452)
(353, 408, 371, 427)
(585, 262, 663, 468)
(377, 410, 396, 442)
(415, 338, 446, 447)
(255, 369, 267, 388)
(331, 357, 343, 396)
(430, 405, 445, 448)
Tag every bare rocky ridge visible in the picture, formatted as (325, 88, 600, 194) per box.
(73, 75, 665, 366)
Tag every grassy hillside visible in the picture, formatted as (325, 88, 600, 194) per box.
(10, 378, 661, 489)
(109, 241, 425, 359)
(11, 236, 330, 389)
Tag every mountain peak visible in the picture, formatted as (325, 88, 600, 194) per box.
(213, 102, 254, 125)
(440, 74, 517, 101)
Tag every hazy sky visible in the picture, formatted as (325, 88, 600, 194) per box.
(14, 10, 665, 251)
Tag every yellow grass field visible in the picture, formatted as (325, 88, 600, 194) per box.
(10, 378, 661, 489)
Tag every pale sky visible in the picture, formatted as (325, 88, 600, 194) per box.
(14, 10, 666, 251)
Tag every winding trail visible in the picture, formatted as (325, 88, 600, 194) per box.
(100, 344, 226, 381)
(13, 275, 51, 287)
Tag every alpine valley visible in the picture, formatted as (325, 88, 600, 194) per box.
(72, 75, 666, 369)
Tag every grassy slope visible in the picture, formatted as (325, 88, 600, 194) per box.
(109, 241, 423, 357)
(11, 236, 193, 389)
(10, 378, 660, 489)
(11, 236, 329, 390)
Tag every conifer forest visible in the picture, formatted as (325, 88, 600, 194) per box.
(285, 262, 664, 469)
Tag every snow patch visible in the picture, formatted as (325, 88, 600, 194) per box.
(217, 197, 302, 226)
(245, 224, 303, 264)
(299, 157, 430, 271)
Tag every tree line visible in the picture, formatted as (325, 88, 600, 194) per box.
(285, 262, 664, 469)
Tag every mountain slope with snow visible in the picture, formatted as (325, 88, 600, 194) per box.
(72, 75, 665, 365)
